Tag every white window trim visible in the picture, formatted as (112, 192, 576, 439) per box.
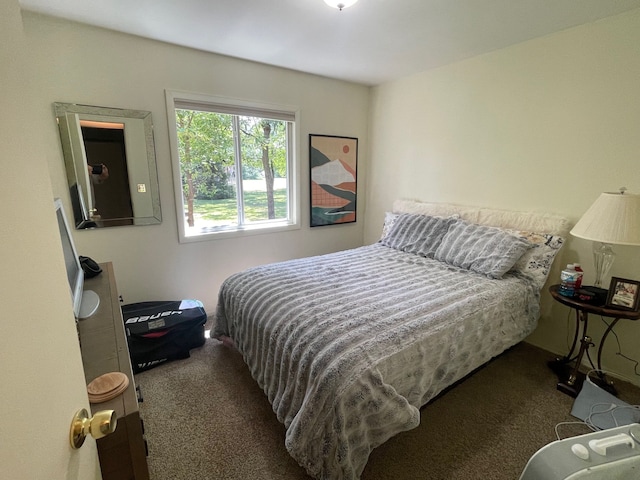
(165, 89, 301, 243)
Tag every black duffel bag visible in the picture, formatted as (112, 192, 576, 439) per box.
(122, 299, 207, 373)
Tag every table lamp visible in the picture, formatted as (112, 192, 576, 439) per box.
(570, 188, 640, 295)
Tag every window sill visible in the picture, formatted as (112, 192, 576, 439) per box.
(178, 221, 300, 243)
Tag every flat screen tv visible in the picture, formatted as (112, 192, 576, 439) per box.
(54, 198, 99, 319)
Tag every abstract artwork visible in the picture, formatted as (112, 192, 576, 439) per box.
(309, 134, 358, 227)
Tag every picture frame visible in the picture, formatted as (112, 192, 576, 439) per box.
(605, 277, 640, 311)
(309, 134, 358, 227)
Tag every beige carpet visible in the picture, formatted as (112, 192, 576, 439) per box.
(135, 334, 640, 480)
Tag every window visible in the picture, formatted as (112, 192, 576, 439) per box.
(166, 91, 299, 242)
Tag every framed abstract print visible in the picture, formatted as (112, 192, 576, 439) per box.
(309, 134, 358, 227)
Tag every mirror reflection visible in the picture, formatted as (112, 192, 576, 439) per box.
(54, 102, 162, 229)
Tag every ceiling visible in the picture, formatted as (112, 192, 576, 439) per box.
(19, 0, 640, 86)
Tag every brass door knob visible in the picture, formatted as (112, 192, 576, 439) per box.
(70, 408, 117, 449)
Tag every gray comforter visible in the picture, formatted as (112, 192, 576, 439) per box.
(214, 243, 540, 479)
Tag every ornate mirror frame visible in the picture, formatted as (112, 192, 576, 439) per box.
(54, 102, 162, 229)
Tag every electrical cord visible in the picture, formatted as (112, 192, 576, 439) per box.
(562, 308, 582, 363)
(554, 421, 595, 440)
(552, 316, 640, 441)
(554, 369, 640, 440)
(565, 308, 574, 353)
(554, 421, 597, 440)
(585, 402, 622, 431)
(600, 316, 640, 377)
(554, 403, 640, 440)
(585, 345, 598, 373)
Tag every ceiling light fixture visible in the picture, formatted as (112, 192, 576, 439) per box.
(324, 0, 358, 11)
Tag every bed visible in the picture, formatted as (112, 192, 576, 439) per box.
(214, 199, 570, 479)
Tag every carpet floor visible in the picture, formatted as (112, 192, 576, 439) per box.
(135, 333, 640, 480)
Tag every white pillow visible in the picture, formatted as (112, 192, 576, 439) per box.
(380, 211, 400, 241)
(506, 230, 565, 288)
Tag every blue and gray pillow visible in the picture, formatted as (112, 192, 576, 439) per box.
(380, 213, 456, 258)
(434, 220, 533, 279)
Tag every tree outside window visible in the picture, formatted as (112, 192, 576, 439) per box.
(170, 101, 295, 239)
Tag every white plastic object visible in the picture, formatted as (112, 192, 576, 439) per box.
(78, 289, 100, 319)
(588, 433, 635, 456)
(571, 443, 590, 460)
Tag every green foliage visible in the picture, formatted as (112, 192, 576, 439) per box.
(176, 109, 235, 200)
(176, 110, 288, 201)
(238, 116, 287, 178)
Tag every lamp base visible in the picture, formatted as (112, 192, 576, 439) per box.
(577, 286, 608, 306)
(592, 242, 615, 290)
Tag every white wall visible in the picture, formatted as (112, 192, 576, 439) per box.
(22, 12, 370, 313)
(366, 9, 640, 385)
(0, 3, 101, 478)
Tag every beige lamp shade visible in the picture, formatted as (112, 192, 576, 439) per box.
(570, 192, 640, 246)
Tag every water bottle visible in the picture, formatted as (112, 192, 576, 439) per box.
(573, 263, 584, 290)
(559, 264, 578, 297)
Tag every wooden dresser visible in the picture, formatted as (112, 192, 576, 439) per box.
(78, 262, 150, 480)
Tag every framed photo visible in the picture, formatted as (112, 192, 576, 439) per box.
(309, 134, 358, 227)
(605, 277, 640, 311)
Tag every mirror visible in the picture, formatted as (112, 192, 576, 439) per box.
(54, 102, 162, 229)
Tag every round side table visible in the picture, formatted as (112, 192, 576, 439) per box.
(548, 284, 640, 397)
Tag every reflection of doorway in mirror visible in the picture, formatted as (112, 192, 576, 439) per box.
(81, 121, 134, 226)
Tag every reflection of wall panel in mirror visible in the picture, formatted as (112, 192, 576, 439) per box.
(54, 102, 162, 229)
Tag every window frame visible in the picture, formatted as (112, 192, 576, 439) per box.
(165, 90, 301, 243)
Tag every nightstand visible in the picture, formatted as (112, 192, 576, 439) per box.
(547, 284, 640, 397)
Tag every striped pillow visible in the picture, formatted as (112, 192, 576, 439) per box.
(380, 213, 456, 258)
(434, 220, 533, 279)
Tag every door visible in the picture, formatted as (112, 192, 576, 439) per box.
(0, 219, 103, 480)
(0, 2, 102, 478)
